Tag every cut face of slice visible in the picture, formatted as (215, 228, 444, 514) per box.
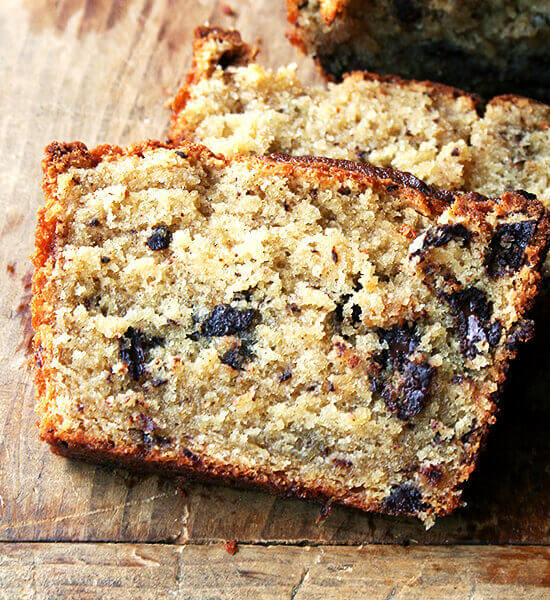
(34, 140, 549, 525)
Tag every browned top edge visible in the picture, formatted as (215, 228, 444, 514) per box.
(485, 94, 550, 128)
(488, 94, 550, 109)
(168, 26, 257, 133)
(42, 138, 548, 222)
(267, 152, 460, 206)
(264, 152, 550, 218)
(343, 70, 482, 112)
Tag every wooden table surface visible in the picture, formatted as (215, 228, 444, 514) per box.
(1, 1, 548, 597)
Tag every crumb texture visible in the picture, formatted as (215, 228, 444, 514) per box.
(33, 142, 549, 524)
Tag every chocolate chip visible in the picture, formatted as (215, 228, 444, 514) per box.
(515, 189, 537, 201)
(487, 320, 502, 346)
(100, 256, 110, 264)
(451, 147, 460, 157)
(182, 447, 201, 464)
(372, 324, 434, 420)
(87, 218, 100, 227)
(220, 345, 250, 370)
(279, 369, 292, 382)
(332, 296, 362, 333)
(146, 225, 172, 251)
(332, 295, 350, 329)
(175, 150, 188, 159)
(119, 327, 163, 381)
(132, 414, 172, 449)
(505, 319, 535, 351)
(414, 224, 472, 255)
(394, 0, 422, 23)
(419, 464, 443, 485)
(384, 483, 427, 515)
(355, 149, 370, 162)
(383, 359, 434, 420)
(233, 288, 256, 303)
(486, 221, 536, 278)
(377, 324, 419, 371)
(445, 287, 494, 358)
(461, 424, 478, 445)
(152, 434, 172, 447)
(201, 304, 257, 337)
(137, 413, 157, 433)
(331, 247, 338, 263)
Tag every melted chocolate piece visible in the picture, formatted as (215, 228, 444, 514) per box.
(279, 369, 292, 382)
(445, 287, 494, 359)
(486, 221, 536, 278)
(146, 225, 172, 251)
(414, 223, 471, 256)
(419, 464, 443, 485)
(119, 328, 163, 381)
(384, 483, 427, 514)
(220, 345, 251, 370)
(505, 319, 535, 351)
(384, 360, 434, 420)
(201, 304, 257, 337)
(377, 324, 419, 371)
(373, 324, 434, 420)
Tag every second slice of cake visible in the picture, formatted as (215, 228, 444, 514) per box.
(34, 141, 549, 525)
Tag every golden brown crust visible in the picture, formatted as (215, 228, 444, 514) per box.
(34, 138, 550, 522)
(487, 94, 550, 110)
(169, 27, 257, 139)
(344, 71, 481, 113)
(45, 430, 401, 517)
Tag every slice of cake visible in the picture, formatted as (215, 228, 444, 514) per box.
(33, 140, 549, 525)
(286, 0, 550, 102)
(169, 27, 550, 209)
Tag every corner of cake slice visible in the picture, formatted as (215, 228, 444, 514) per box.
(33, 140, 549, 525)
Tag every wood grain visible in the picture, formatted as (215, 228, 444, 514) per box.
(0, 543, 548, 600)
(0, 0, 548, 552)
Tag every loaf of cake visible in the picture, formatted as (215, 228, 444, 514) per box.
(169, 28, 550, 212)
(33, 139, 549, 524)
(286, 0, 550, 102)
